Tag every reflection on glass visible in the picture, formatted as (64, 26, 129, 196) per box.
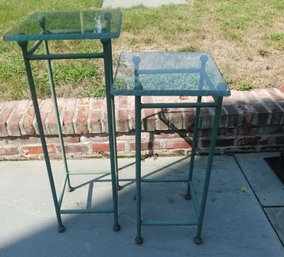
(112, 52, 230, 96)
(4, 9, 122, 41)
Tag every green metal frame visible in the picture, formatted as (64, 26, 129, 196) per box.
(111, 52, 228, 245)
(11, 12, 121, 233)
(134, 96, 223, 245)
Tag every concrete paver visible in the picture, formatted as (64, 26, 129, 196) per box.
(0, 155, 283, 256)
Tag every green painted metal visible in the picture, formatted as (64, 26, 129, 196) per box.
(58, 174, 68, 208)
(28, 52, 105, 60)
(186, 95, 202, 198)
(101, 38, 120, 231)
(112, 52, 230, 244)
(141, 102, 216, 109)
(5, 10, 122, 232)
(18, 41, 65, 233)
(135, 95, 143, 244)
(194, 97, 223, 242)
(43, 39, 73, 191)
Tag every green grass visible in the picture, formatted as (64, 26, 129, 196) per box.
(0, 0, 283, 100)
(237, 82, 254, 91)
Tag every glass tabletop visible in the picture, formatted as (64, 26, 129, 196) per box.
(3, 9, 122, 42)
(111, 52, 230, 97)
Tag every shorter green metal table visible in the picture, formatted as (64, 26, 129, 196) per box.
(3, 9, 122, 232)
(111, 52, 230, 244)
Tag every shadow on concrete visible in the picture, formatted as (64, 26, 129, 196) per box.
(0, 155, 283, 257)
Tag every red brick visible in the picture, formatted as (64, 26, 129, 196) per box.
(0, 147, 19, 155)
(0, 101, 17, 136)
(142, 96, 153, 104)
(142, 108, 156, 131)
(262, 88, 284, 102)
(80, 135, 109, 143)
(223, 105, 242, 127)
(65, 98, 77, 111)
(116, 96, 128, 108)
(153, 133, 182, 139)
(74, 99, 89, 135)
(7, 100, 30, 136)
(92, 143, 110, 152)
(64, 144, 89, 154)
(90, 97, 103, 110)
(7, 137, 41, 146)
(235, 137, 261, 146)
(46, 98, 65, 135)
(200, 108, 212, 128)
(92, 142, 125, 153)
(169, 109, 184, 130)
(88, 110, 102, 133)
(230, 90, 246, 105)
(216, 138, 235, 147)
(165, 140, 192, 149)
(219, 107, 228, 127)
(20, 103, 35, 135)
(22, 145, 56, 155)
(184, 108, 195, 129)
(249, 103, 271, 126)
(33, 99, 52, 135)
(116, 108, 129, 132)
(199, 138, 235, 148)
(243, 91, 260, 103)
(101, 103, 108, 133)
(62, 111, 75, 134)
(237, 104, 258, 125)
(156, 109, 169, 131)
(129, 141, 160, 151)
(45, 136, 80, 144)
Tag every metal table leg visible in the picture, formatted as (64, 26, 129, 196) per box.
(194, 97, 223, 244)
(43, 40, 73, 192)
(185, 95, 202, 200)
(101, 39, 120, 231)
(19, 40, 65, 233)
(135, 95, 143, 244)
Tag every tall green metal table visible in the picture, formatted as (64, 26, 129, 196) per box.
(3, 10, 122, 232)
(111, 52, 231, 244)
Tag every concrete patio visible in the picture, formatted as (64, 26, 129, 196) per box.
(0, 152, 283, 256)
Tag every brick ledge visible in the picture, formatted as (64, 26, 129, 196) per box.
(0, 88, 283, 159)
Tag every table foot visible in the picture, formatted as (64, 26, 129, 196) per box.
(184, 193, 191, 200)
(67, 186, 74, 192)
(135, 236, 143, 245)
(113, 224, 121, 232)
(58, 225, 65, 233)
(193, 236, 202, 245)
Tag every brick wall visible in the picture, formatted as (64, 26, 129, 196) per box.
(0, 88, 283, 160)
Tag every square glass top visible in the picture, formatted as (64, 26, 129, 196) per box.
(3, 9, 122, 42)
(111, 52, 230, 97)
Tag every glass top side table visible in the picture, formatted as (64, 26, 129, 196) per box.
(3, 9, 122, 233)
(112, 52, 230, 96)
(111, 52, 230, 244)
(4, 9, 122, 41)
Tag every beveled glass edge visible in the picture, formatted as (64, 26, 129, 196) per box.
(110, 88, 231, 97)
(112, 52, 231, 97)
(3, 9, 122, 42)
